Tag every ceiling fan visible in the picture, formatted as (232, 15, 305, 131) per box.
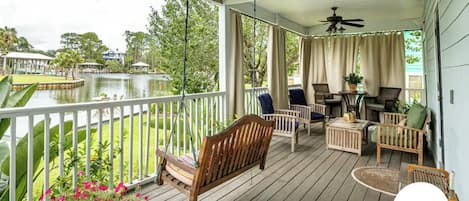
(320, 7, 364, 34)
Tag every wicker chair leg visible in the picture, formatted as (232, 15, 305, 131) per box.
(376, 145, 381, 166)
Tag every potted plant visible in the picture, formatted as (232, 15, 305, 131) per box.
(343, 73, 363, 92)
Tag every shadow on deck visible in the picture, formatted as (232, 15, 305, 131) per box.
(139, 124, 434, 201)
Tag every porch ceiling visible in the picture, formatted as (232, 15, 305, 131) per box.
(222, 0, 424, 35)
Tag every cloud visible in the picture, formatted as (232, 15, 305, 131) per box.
(0, 0, 164, 51)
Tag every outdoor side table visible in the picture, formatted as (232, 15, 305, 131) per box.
(338, 90, 367, 119)
(325, 118, 370, 155)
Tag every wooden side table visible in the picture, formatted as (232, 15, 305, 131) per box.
(338, 91, 367, 119)
(325, 118, 370, 155)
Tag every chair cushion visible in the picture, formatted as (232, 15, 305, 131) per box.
(367, 103, 385, 111)
(258, 93, 275, 114)
(289, 89, 308, 106)
(165, 155, 196, 186)
(311, 112, 325, 120)
(406, 104, 427, 129)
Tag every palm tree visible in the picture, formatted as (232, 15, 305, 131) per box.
(51, 50, 84, 80)
(0, 27, 18, 73)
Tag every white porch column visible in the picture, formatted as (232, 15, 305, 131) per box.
(219, 4, 232, 120)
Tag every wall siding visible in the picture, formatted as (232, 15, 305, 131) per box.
(424, 0, 469, 199)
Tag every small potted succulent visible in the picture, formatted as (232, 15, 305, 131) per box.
(343, 73, 363, 92)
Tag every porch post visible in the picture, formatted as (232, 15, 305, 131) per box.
(218, 4, 231, 120)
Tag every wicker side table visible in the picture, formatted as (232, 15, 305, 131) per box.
(325, 118, 370, 155)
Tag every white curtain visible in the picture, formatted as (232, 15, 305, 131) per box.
(299, 37, 328, 104)
(227, 11, 245, 118)
(360, 33, 405, 98)
(267, 25, 289, 109)
(327, 36, 361, 93)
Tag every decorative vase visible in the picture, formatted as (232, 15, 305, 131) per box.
(348, 84, 357, 92)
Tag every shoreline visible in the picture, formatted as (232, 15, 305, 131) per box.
(11, 79, 85, 90)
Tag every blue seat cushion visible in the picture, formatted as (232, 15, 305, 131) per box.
(289, 89, 308, 106)
(258, 93, 275, 114)
(311, 112, 324, 120)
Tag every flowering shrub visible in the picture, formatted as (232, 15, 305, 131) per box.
(41, 171, 149, 201)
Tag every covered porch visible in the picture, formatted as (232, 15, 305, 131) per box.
(1, 0, 467, 200)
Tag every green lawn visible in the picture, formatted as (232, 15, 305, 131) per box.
(0, 75, 67, 84)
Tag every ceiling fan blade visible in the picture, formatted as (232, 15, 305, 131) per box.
(342, 19, 364, 22)
(341, 21, 364, 27)
(319, 20, 329, 22)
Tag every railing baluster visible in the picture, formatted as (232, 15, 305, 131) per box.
(72, 112, 78, 188)
(9, 118, 16, 201)
(177, 101, 180, 156)
(154, 103, 159, 174)
(98, 108, 103, 159)
(189, 99, 193, 154)
(86, 110, 91, 176)
(119, 105, 124, 183)
(44, 113, 50, 200)
(59, 112, 65, 178)
(205, 97, 209, 136)
(109, 107, 114, 188)
(170, 101, 174, 154)
(210, 96, 214, 135)
(163, 102, 167, 154)
(145, 103, 151, 176)
(138, 104, 143, 180)
(183, 100, 187, 155)
(195, 98, 199, 150)
(129, 105, 134, 183)
(27, 115, 34, 201)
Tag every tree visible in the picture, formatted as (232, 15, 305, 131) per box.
(51, 49, 84, 80)
(147, 0, 219, 94)
(124, 31, 149, 67)
(60, 32, 81, 51)
(13, 36, 33, 52)
(242, 18, 299, 87)
(79, 32, 108, 64)
(105, 60, 125, 73)
(405, 30, 422, 64)
(0, 27, 18, 72)
(59, 32, 108, 64)
(242, 16, 268, 87)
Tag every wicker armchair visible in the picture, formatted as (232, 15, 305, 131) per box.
(364, 87, 401, 122)
(407, 164, 459, 201)
(376, 111, 430, 165)
(312, 84, 342, 117)
(258, 93, 300, 152)
(288, 88, 326, 135)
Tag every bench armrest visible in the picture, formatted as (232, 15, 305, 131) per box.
(156, 149, 196, 174)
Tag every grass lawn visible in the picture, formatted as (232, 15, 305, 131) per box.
(0, 74, 67, 84)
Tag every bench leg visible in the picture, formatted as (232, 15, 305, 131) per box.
(376, 145, 381, 166)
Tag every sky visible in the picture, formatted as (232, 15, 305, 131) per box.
(0, 0, 165, 51)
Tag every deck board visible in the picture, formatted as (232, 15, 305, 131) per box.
(141, 125, 434, 201)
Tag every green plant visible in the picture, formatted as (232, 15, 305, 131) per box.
(343, 73, 363, 85)
(0, 120, 92, 201)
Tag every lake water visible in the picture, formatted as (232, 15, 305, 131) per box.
(25, 73, 171, 107)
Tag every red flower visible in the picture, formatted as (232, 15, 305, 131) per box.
(82, 181, 91, 190)
(81, 192, 88, 199)
(144, 196, 149, 200)
(45, 189, 52, 195)
(136, 192, 141, 198)
(77, 170, 85, 177)
(73, 192, 81, 199)
(58, 196, 65, 201)
(98, 184, 108, 191)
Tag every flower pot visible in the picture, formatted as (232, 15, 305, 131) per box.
(348, 84, 357, 92)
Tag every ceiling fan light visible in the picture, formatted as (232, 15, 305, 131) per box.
(339, 26, 346, 33)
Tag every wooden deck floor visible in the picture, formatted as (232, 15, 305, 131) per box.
(141, 125, 434, 201)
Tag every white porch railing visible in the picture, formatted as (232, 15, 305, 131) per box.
(0, 91, 225, 200)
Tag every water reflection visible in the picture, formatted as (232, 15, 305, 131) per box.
(26, 73, 171, 107)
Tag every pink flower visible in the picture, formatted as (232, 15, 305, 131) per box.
(144, 196, 149, 200)
(82, 181, 91, 190)
(136, 192, 141, 198)
(50, 195, 56, 201)
(78, 170, 85, 177)
(58, 196, 65, 201)
(81, 192, 88, 199)
(98, 184, 108, 191)
(91, 186, 97, 192)
(114, 182, 126, 193)
(39, 194, 44, 201)
(45, 188, 52, 195)
(73, 192, 81, 199)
